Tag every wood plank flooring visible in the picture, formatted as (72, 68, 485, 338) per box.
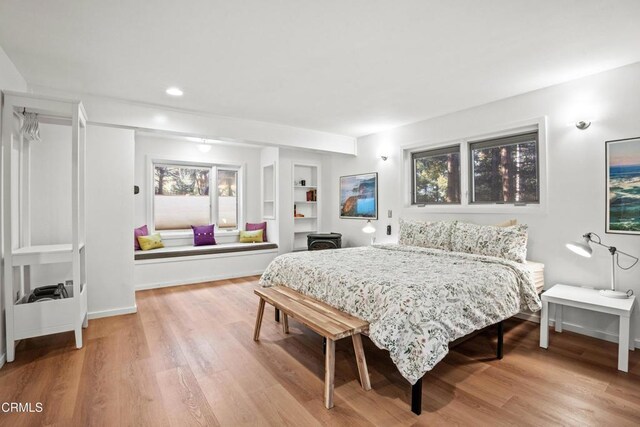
(1, 276, 639, 426)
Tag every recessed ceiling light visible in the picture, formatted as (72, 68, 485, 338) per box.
(165, 87, 183, 96)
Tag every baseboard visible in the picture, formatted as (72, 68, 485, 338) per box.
(516, 310, 639, 349)
(514, 311, 541, 323)
(135, 269, 266, 291)
(88, 304, 138, 319)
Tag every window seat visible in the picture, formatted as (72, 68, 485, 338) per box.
(135, 242, 278, 261)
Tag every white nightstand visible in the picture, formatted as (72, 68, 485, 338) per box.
(540, 284, 636, 372)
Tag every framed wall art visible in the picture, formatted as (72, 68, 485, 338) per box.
(339, 172, 378, 219)
(606, 137, 640, 234)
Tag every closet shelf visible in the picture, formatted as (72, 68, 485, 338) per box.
(11, 244, 85, 266)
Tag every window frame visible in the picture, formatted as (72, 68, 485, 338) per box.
(402, 117, 547, 214)
(147, 157, 244, 239)
(468, 131, 540, 205)
(411, 144, 462, 205)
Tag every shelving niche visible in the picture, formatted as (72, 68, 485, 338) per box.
(292, 163, 321, 251)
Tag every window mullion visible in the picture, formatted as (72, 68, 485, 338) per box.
(211, 166, 217, 226)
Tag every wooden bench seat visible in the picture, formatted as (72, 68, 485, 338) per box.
(253, 285, 371, 409)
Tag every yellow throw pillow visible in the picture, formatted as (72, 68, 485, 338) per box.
(137, 233, 165, 251)
(239, 229, 263, 243)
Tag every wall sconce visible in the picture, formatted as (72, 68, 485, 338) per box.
(575, 120, 591, 130)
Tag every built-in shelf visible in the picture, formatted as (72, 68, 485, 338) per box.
(292, 163, 320, 253)
(262, 163, 276, 219)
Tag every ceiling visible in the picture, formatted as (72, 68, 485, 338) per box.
(1, 1, 639, 138)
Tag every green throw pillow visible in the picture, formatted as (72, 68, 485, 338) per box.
(137, 233, 165, 251)
(239, 229, 263, 243)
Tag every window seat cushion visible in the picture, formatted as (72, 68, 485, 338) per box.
(135, 242, 278, 261)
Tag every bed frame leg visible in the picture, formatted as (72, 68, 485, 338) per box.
(411, 377, 422, 415)
(497, 321, 504, 360)
(323, 337, 327, 355)
(275, 308, 280, 323)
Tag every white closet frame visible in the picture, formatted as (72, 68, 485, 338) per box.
(1, 91, 88, 363)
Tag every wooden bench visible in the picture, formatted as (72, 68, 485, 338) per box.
(253, 285, 371, 409)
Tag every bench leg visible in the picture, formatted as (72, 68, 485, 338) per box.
(275, 308, 280, 323)
(352, 334, 371, 391)
(411, 377, 422, 415)
(282, 312, 289, 334)
(324, 338, 336, 409)
(253, 298, 266, 341)
(497, 321, 504, 360)
(323, 337, 327, 355)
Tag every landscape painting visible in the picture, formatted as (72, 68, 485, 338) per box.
(340, 172, 378, 219)
(607, 137, 640, 234)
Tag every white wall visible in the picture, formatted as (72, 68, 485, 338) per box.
(0, 45, 26, 93)
(0, 45, 27, 365)
(30, 87, 357, 156)
(328, 62, 640, 347)
(86, 125, 137, 318)
(260, 146, 280, 246)
(28, 124, 73, 288)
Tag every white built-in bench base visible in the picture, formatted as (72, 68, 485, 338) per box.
(134, 242, 279, 290)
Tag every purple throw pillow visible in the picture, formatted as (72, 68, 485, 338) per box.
(192, 224, 216, 246)
(246, 222, 267, 242)
(134, 225, 149, 250)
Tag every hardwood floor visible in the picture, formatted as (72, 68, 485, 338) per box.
(1, 276, 639, 426)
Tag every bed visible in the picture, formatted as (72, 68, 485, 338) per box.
(259, 220, 542, 413)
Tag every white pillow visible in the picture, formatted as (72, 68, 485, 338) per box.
(450, 222, 528, 263)
(398, 218, 456, 251)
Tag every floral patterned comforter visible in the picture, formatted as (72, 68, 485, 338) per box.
(259, 244, 541, 384)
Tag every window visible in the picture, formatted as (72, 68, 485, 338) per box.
(217, 169, 238, 229)
(470, 132, 539, 204)
(152, 162, 241, 231)
(154, 164, 210, 230)
(412, 146, 461, 204)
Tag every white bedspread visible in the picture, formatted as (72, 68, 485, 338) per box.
(259, 244, 541, 384)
